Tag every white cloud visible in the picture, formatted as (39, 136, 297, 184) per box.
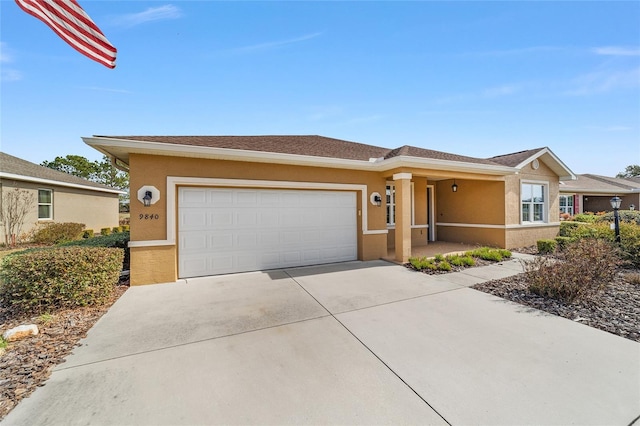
(1, 69, 22, 82)
(110, 5, 183, 28)
(567, 67, 640, 95)
(592, 46, 640, 57)
(230, 32, 323, 54)
(482, 84, 520, 98)
(0, 42, 11, 63)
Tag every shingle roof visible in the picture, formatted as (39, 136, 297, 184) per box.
(487, 148, 546, 167)
(100, 135, 508, 166)
(560, 174, 640, 192)
(0, 152, 119, 192)
(101, 135, 391, 162)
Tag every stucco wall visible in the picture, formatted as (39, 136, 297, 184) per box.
(505, 225, 559, 249)
(0, 178, 120, 244)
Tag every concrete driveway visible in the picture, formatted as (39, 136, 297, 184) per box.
(3, 260, 639, 425)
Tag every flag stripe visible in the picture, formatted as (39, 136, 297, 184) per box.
(18, 1, 114, 62)
(15, 0, 116, 68)
(38, 0, 115, 52)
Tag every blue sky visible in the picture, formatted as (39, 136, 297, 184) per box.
(1, 1, 639, 177)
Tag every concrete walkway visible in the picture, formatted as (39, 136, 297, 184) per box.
(3, 254, 639, 425)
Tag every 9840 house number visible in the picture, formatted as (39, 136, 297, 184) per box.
(139, 214, 160, 220)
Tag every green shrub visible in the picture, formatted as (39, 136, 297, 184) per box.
(122, 225, 130, 232)
(112, 226, 124, 234)
(554, 236, 571, 251)
(409, 256, 437, 271)
(466, 247, 511, 261)
(434, 253, 445, 262)
(31, 222, 85, 245)
(537, 239, 557, 254)
(573, 213, 598, 223)
(0, 247, 123, 314)
(437, 261, 452, 271)
(596, 210, 640, 226)
(461, 255, 476, 266)
(525, 239, 620, 303)
(100, 228, 112, 236)
(83, 229, 94, 239)
(619, 222, 640, 268)
(448, 255, 465, 267)
(559, 221, 586, 237)
(60, 232, 130, 270)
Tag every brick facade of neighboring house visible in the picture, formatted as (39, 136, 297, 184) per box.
(84, 135, 575, 285)
(0, 152, 123, 244)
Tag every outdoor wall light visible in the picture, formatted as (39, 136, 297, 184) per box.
(630, 204, 635, 211)
(370, 192, 382, 207)
(610, 196, 622, 243)
(137, 185, 160, 207)
(451, 179, 458, 193)
(142, 191, 153, 207)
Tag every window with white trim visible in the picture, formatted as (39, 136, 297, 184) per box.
(38, 189, 53, 220)
(521, 182, 547, 223)
(386, 185, 395, 226)
(559, 195, 574, 215)
(386, 183, 414, 227)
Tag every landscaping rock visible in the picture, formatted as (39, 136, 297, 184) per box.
(2, 325, 38, 342)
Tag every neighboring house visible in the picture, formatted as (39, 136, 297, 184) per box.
(84, 135, 575, 285)
(559, 174, 640, 215)
(0, 152, 123, 244)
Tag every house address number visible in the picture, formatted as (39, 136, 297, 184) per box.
(139, 214, 160, 220)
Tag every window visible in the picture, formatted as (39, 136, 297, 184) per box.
(38, 189, 53, 220)
(386, 183, 414, 227)
(386, 185, 395, 226)
(521, 183, 547, 223)
(559, 195, 574, 215)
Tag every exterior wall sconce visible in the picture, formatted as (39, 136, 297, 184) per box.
(610, 196, 621, 243)
(137, 185, 160, 207)
(451, 180, 458, 193)
(630, 204, 635, 211)
(370, 192, 382, 207)
(142, 191, 153, 207)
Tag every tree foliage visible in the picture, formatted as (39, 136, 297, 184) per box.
(616, 165, 640, 178)
(41, 155, 129, 191)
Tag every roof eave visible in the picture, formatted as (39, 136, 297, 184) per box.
(514, 148, 576, 181)
(0, 172, 125, 195)
(84, 137, 518, 176)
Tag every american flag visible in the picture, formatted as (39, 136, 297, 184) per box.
(15, 0, 117, 69)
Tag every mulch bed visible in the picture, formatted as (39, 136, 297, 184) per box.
(473, 268, 640, 343)
(0, 283, 128, 421)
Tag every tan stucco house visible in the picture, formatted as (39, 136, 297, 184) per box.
(0, 152, 122, 244)
(559, 174, 640, 215)
(84, 135, 575, 285)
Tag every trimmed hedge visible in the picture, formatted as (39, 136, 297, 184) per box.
(0, 247, 123, 314)
(572, 213, 598, 223)
(596, 210, 640, 226)
(60, 232, 130, 270)
(537, 239, 556, 254)
(558, 221, 640, 268)
(31, 222, 85, 245)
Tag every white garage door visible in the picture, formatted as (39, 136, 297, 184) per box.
(178, 187, 357, 278)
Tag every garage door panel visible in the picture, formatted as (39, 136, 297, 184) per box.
(179, 188, 357, 278)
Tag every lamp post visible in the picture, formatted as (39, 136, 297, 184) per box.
(610, 196, 621, 244)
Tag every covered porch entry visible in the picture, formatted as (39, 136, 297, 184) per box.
(384, 171, 507, 263)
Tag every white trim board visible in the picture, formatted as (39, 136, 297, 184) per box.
(436, 222, 561, 229)
(129, 177, 387, 247)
